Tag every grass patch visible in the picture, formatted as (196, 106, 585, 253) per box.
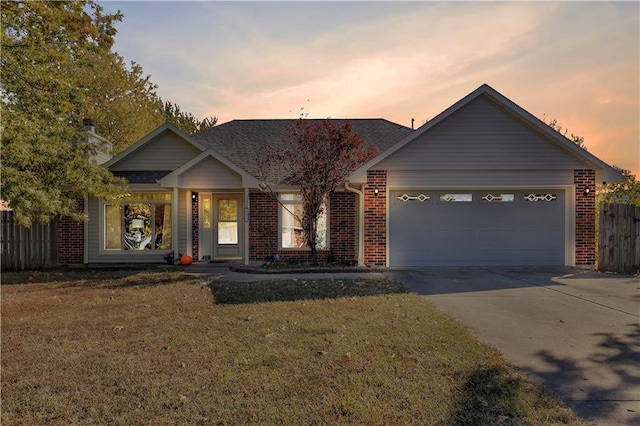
(211, 277, 408, 304)
(2, 270, 587, 425)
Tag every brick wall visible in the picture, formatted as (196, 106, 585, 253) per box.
(57, 199, 85, 264)
(248, 191, 357, 264)
(328, 191, 357, 264)
(191, 192, 199, 261)
(574, 170, 596, 265)
(363, 171, 387, 266)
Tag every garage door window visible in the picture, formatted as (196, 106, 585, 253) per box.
(397, 193, 430, 202)
(482, 193, 514, 202)
(439, 193, 472, 202)
(524, 193, 557, 202)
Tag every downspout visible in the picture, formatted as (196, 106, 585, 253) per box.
(344, 180, 365, 266)
(244, 187, 250, 266)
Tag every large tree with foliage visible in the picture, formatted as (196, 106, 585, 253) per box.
(162, 101, 217, 135)
(259, 120, 376, 265)
(1, 1, 217, 226)
(1, 1, 131, 226)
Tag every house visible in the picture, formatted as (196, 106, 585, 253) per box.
(58, 84, 621, 268)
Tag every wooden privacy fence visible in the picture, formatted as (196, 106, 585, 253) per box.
(598, 203, 640, 274)
(1, 212, 58, 272)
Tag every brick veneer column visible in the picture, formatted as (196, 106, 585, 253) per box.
(249, 192, 279, 260)
(191, 192, 199, 260)
(364, 171, 387, 266)
(329, 191, 357, 264)
(574, 170, 596, 265)
(58, 199, 85, 265)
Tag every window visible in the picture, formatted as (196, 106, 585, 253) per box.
(439, 193, 472, 202)
(104, 192, 172, 251)
(218, 198, 238, 245)
(482, 193, 514, 202)
(280, 193, 327, 249)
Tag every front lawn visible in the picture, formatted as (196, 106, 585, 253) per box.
(1, 270, 586, 425)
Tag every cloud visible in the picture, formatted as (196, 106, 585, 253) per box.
(106, 1, 639, 175)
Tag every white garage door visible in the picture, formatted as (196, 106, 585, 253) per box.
(389, 190, 565, 266)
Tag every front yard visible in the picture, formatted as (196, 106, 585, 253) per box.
(1, 270, 586, 425)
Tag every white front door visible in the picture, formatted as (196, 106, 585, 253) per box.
(213, 194, 243, 259)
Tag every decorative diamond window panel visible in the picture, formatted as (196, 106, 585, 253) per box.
(524, 193, 557, 202)
(440, 193, 472, 202)
(397, 193, 430, 203)
(482, 193, 515, 202)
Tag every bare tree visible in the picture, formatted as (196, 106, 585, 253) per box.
(256, 119, 376, 265)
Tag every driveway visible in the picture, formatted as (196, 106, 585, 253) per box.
(388, 267, 640, 426)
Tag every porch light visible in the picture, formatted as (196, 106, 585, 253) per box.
(374, 188, 379, 197)
(192, 193, 197, 200)
(583, 188, 591, 196)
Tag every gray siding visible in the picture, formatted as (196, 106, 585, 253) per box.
(110, 131, 201, 171)
(388, 170, 574, 188)
(180, 157, 242, 188)
(87, 197, 99, 262)
(374, 96, 584, 171)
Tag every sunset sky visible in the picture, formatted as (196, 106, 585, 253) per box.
(101, 1, 639, 177)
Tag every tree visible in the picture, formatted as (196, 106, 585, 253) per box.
(162, 101, 217, 135)
(542, 118, 638, 206)
(78, 53, 165, 154)
(258, 119, 376, 265)
(1, 1, 217, 226)
(598, 166, 640, 206)
(543, 115, 587, 150)
(1, 0, 129, 226)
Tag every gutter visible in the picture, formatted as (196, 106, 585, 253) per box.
(344, 180, 365, 266)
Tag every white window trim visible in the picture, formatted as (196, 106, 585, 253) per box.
(277, 193, 329, 250)
(99, 191, 174, 254)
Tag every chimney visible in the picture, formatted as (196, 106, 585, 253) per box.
(411, 118, 415, 130)
(82, 118, 95, 133)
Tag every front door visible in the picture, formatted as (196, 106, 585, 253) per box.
(213, 194, 242, 259)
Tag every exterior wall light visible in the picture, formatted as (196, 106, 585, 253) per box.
(374, 188, 379, 197)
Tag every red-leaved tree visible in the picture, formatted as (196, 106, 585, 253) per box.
(258, 119, 376, 265)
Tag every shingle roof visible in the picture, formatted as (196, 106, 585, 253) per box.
(191, 119, 413, 179)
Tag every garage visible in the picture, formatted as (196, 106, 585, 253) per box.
(389, 189, 565, 266)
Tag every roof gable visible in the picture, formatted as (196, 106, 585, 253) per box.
(104, 123, 205, 171)
(349, 84, 622, 184)
(159, 149, 259, 188)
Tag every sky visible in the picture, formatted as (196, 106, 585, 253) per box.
(99, 0, 640, 177)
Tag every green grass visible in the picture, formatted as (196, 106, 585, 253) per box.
(1, 270, 587, 425)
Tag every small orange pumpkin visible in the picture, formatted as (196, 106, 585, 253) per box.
(179, 255, 193, 266)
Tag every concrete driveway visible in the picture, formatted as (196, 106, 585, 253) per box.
(388, 267, 640, 426)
